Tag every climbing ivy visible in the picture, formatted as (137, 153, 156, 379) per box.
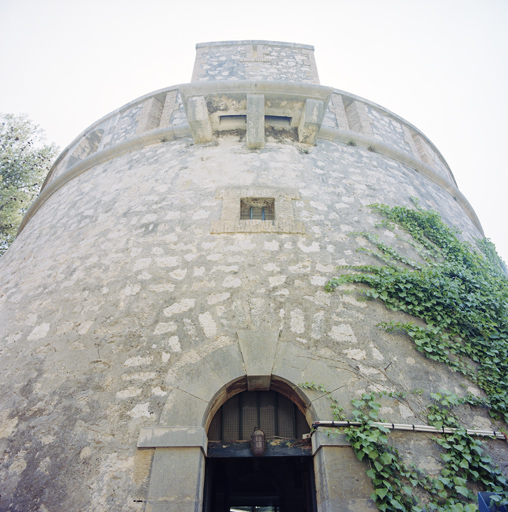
(300, 384, 508, 511)
(325, 201, 508, 422)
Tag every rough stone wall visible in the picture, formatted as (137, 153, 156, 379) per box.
(192, 40, 319, 84)
(0, 40, 504, 511)
(365, 104, 413, 155)
(1, 130, 505, 511)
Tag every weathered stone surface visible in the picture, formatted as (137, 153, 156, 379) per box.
(192, 40, 320, 84)
(159, 388, 208, 426)
(246, 94, 265, 149)
(298, 98, 325, 144)
(237, 329, 279, 390)
(187, 96, 212, 143)
(138, 426, 207, 450)
(0, 40, 505, 512)
(145, 447, 205, 510)
(314, 446, 375, 511)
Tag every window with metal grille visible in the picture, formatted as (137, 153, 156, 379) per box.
(208, 391, 308, 441)
(240, 198, 275, 221)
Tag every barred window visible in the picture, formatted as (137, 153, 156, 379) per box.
(240, 198, 275, 221)
(208, 391, 308, 441)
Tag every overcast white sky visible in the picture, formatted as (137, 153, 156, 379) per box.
(1, 0, 507, 263)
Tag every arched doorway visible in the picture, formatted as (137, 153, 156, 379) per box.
(202, 390, 317, 512)
(138, 339, 377, 511)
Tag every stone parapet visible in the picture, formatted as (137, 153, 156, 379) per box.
(40, 81, 458, 200)
(192, 40, 319, 84)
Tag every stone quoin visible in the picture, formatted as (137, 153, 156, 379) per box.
(0, 40, 506, 512)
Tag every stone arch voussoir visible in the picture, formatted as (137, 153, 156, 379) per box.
(137, 331, 348, 450)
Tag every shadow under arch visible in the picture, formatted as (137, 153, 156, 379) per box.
(203, 374, 317, 434)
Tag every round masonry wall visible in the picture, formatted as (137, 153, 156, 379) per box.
(1, 41, 506, 512)
(0, 133, 496, 511)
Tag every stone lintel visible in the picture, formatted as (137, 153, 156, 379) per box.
(138, 426, 207, 451)
(210, 219, 305, 234)
(298, 98, 325, 144)
(187, 96, 212, 143)
(237, 330, 279, 391)
(246, 94, 265, 149)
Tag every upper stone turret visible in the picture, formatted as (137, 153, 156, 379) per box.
(191, 40, 320, 84)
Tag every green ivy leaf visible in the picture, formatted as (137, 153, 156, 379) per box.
(379, 452, 393, 465)
(455, 485, 470, 497)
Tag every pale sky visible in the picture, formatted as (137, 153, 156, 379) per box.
(1, 0, 507, 263)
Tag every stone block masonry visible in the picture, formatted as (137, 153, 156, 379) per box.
(192, 40, 320, 84)
(0, 40, 502, 512)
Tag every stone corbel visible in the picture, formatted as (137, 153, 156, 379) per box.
(187, 96, 212, 143)
(246, 94, 265, 149)
(179, 81, 332, 148)
(298, 98, 325, 144)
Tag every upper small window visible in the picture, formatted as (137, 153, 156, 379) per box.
(211, 186, 304, 234)
(240, 198, 275, 221)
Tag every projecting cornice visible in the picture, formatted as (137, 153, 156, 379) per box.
(178, 80, 332, 147)
(17, 80, 483, 237)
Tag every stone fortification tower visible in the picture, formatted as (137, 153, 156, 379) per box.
(0, 41, 504, 512)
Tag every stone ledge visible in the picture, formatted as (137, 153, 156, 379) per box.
(215, 186, 299, 200)
(137, 426, 207, 451)
(196, 40, 315, 51)
(211, 220, 305, 234)
(312, 431, 351, 455)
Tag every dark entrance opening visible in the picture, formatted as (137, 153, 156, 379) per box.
(203, 390, 317, 512)
(203, 456, 316, 512)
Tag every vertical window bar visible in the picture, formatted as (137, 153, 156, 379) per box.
(274, 392, 279, 436)
(262, 206, 265, 221)
(220, 407, 224, 442)
(292, 403, 298, 438)
(257, 391, 261, 428)
(238, 393, 243, 441)
(250, 206, 253, 220)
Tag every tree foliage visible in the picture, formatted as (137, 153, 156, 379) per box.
(0, 113, 58, 255)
